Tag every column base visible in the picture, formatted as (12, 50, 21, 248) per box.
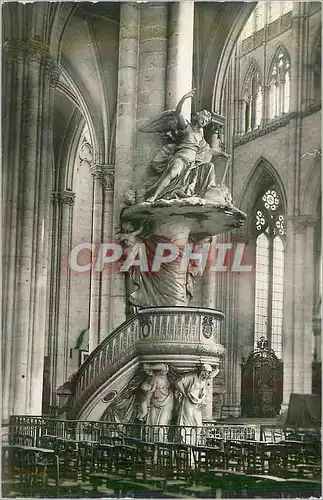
(221, 405, 241, 418)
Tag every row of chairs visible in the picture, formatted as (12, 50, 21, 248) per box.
(3, 434, 321, 498)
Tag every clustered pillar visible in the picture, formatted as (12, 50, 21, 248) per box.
(282, 216, 317, 410)
(110, 3, 140, 331)
(89, 164, 115, 350)
(2, 39, 58, 418)
(48, 191, 75, 407)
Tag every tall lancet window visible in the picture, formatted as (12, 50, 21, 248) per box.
(269, 48, 291, 119)
(243, 65, 262, 133)
(254, 187, 286, 359)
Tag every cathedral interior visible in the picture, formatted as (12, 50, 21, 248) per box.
(2, 1, 322, 498)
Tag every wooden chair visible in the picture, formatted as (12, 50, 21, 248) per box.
(192, 445, 225, 479)
(76, 440, 100, 495)
(2, 446, 24, 497)
(54, 438, 82, 497)
(17, 447, 58, 498)
(121, 441, 165, 497)
(88, 443, 116, 496)
(224, 440, 244, 471)
(164, 444, 193, 493)
(266, 442, 287, 476)
(241, 440, 266, 474)
(197, 469, 248, 499)
(36, 435, 57, 450)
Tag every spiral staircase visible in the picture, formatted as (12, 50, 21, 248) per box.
(61, 307, 225, 421)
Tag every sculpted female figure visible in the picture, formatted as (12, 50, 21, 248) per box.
(176, 364, 219, 445)
(139, 89, 230, 204)
(137, 363, 174, 441)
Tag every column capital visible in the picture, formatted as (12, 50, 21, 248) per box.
(288, 214, 318, 233)
(90, 164, 115, 190)
(4, 39, 60, 86)
(51, 190, 76, 206)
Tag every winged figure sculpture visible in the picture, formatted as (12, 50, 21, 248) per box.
(138, 89, 230, 204)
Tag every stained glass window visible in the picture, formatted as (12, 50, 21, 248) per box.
(254, 187, 286, 359)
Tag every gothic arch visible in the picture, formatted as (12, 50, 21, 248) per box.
(49, 4, 76, 60)
(241, 59, 262, 97)
(238, 158, 287, 234)
(57, 65, 98, 161)
(266, 44, 291, 84)
(197, 2, 256, 111)
(60, 109, 86, 191)
(212, 3, 256, 111)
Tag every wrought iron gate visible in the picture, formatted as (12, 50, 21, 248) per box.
(241, 337, 283, 418)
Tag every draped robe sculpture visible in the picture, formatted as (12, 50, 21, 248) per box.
(176, 364, 219, 445)
(120, 89, 245, 310)
(138, 89, 231, 205)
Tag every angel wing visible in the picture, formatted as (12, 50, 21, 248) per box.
(139, 109, 186, 141)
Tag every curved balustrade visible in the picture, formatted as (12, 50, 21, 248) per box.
(72, 307, 225, 413)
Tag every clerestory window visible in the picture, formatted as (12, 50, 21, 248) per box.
(243, 65, 263, 132)
(269, 48, 291, 119)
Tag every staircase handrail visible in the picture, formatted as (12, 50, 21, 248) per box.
(74, 307, 224, 379)
(71, 306, 225, 407)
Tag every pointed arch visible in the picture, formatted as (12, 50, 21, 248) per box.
(267, 45, 291, 118)
(208, 2, 256, 111)
(239, 59, 263, 133)
(244, 159, 288, 364)
(49, 4, 77, 60)
(238, 157, 287, 220)
(241, 58, 262, 97)
(266, 44, 291, 84)
(57, 65, 98, 161)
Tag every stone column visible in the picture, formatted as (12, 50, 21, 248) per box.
(235, 98, 246, 137)
(220, 234, 243, 418)
(2, 39, 58, 418)
(202, 125, 227, 311)
(111, 3, 140, 331)
(202, 236, 217, 310)
(262, 85, 271, 125)
(282, 215, 317, 410)
(48, 191, 75, 406)
(166, 1, 194, 120)
(136, 3, 168, 185)
(89, 164, 115, 345)
(89, 165, 104, 352)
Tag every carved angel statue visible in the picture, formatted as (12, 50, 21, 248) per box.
(139, 89, 230, 204)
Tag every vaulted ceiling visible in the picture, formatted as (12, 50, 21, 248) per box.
(3, 1, 255, 189)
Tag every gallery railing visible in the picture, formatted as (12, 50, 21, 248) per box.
(9, 416, 257, 446)
(72, 307, 225, 406)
